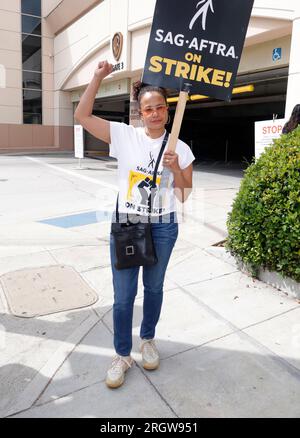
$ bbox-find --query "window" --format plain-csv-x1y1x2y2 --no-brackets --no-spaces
23,90,42,124
21,0,41,17
22,71,42,90
22,15,41,36
22,35,42,71
21,0,42,124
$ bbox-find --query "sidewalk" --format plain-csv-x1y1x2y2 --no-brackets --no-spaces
0,154,299,418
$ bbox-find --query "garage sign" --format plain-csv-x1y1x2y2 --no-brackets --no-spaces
255,119,286,159
142,0,254,101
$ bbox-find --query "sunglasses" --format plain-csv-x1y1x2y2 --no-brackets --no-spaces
140,105,168,116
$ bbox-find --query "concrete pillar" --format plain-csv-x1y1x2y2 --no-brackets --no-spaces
53,91,74,150
285,4,300,118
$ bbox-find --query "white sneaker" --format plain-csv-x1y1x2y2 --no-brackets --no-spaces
140,339,160,370
106,355,134,389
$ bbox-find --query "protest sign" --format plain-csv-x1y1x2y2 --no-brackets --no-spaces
143,0,254,101
142,0,254,192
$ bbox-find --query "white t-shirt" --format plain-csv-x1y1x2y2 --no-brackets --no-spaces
109,122,195,216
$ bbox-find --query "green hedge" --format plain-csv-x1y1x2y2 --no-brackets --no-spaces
226,126,300,282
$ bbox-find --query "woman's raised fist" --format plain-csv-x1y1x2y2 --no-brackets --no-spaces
94,60,113,79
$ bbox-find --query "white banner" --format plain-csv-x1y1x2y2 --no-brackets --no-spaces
255,119,286,159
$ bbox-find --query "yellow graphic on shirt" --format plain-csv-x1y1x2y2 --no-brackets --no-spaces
127,170,161,202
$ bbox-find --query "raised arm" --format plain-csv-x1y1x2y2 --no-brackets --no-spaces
74,61,113,144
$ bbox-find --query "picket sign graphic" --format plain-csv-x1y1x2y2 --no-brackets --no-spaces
142,0,254,190
189,0,214,31
143,0,254,101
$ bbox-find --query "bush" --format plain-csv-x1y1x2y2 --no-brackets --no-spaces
226,126,300,282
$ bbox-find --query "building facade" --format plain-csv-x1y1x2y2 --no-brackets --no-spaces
0,0,300,160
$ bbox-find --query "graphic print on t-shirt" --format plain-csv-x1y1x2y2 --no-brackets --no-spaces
148,152,156,169
127,170,163,214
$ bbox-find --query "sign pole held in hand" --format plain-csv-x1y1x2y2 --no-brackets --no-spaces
167,83,192,153
160,83,192,193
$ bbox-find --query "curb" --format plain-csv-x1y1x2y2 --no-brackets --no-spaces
205,246,300,300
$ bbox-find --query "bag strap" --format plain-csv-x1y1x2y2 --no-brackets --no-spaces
147,131,169,215
116,193,121,223
116,131,169,222
152,131,169,187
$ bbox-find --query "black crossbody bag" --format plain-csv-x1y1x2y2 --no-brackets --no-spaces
111,132,169,270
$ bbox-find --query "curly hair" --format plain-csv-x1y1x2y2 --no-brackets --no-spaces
283,104,300,134
132,81,168,107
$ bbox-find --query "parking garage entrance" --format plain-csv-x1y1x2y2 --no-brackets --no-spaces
83,96,129,159
170,67,288,165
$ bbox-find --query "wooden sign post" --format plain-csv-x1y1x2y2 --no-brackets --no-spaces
160,85,191,193
165,88,190,218
167,89,190,153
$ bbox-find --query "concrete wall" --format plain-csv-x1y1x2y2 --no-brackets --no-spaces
239,35,291,74
0,124,73,153
54,0,116,90
0,0,22,125
44,0,101,35
43,0,62,18
253,0,295,19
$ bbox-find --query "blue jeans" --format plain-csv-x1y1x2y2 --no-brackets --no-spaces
110,213,178,356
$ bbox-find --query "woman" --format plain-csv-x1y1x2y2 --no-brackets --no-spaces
74,61,195,389
282,104,300,134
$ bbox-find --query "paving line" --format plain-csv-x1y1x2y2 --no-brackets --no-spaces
25,156,118,191
171,281,300,382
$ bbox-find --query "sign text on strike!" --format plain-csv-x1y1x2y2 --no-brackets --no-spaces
149,52,232,89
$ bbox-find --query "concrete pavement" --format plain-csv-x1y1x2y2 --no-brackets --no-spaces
0,154,299,418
